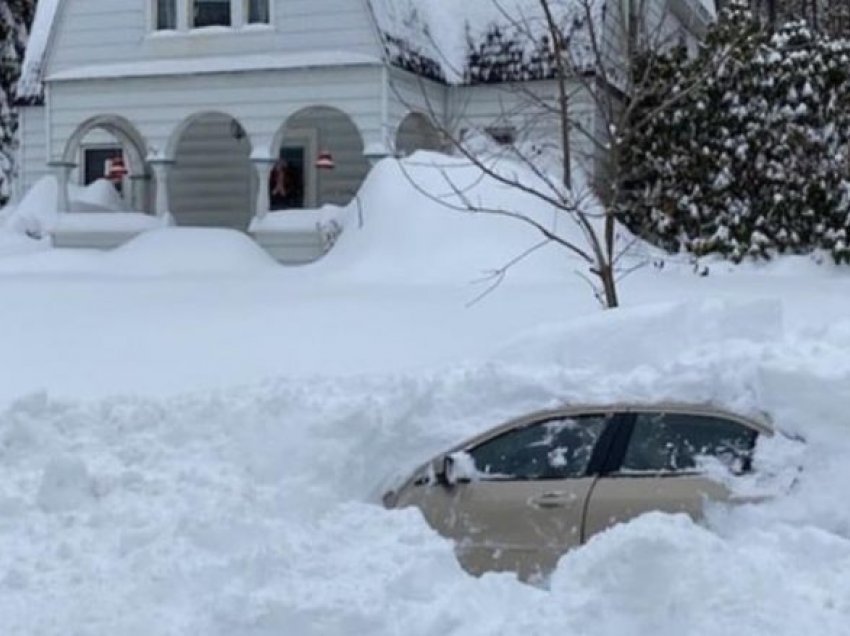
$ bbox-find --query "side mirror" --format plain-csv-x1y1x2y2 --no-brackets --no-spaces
436,451,477,487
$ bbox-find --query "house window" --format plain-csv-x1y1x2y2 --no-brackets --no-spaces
156,0,177,29
246,0,270,24
193,0,231,28
82,146,125,193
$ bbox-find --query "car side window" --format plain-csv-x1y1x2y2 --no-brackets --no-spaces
622,412,758,474
468,414,611,480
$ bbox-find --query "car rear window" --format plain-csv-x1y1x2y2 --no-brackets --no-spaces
622,412,758,474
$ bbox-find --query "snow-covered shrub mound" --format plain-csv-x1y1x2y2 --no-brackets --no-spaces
104,228,279,275
5,176,130,238
314,152,627,286
4,175,60,236
70,178,127,213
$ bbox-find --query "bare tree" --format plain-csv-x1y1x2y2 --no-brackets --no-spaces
391,0,731,308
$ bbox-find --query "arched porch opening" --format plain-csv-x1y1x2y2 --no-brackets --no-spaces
169,112,254,230
267,106,369,211
395,112,444,157
61,115,150,213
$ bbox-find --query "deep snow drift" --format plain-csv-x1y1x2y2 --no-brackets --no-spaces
1,155,850,635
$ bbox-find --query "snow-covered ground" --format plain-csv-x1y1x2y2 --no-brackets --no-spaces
1,156,849,635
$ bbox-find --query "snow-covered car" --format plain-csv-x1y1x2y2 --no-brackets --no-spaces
384,403,775,581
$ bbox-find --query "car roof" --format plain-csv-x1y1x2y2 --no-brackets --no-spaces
451,401,774,452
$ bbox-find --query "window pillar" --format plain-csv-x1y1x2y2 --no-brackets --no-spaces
231,0,244,28
177,0,189,30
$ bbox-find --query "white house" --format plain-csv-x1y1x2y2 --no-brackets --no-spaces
14,0,713,262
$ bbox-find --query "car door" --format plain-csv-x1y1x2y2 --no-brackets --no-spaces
399,412,618,580
583,410,761,540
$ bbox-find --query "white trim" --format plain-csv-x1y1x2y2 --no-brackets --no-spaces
46,52,381,83
44,82,52,161
15,108,26,201
176,0,189,31
230,0,244,28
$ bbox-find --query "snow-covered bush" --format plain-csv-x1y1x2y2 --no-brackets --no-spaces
620,3,850,263
0,0,36,206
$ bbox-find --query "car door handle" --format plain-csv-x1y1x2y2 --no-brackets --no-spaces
529,492,573,509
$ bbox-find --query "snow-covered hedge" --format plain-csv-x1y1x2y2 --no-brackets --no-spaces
620,5,850,263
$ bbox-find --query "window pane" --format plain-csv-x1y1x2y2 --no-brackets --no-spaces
83,147,123,186
156,0,177,29
622,413,757,473
248,0,270,24
193,0,231,27
469,414,609,480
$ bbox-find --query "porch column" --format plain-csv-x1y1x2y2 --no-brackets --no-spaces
252,157,276,221
148,159,174,218
128,173,151,213
48,161,76,213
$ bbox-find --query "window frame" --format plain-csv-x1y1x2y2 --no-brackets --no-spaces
190,0,233,29
461,410,625,482
79,144,125,186
603,410,764,477
148,0,273,33
152,0,178,31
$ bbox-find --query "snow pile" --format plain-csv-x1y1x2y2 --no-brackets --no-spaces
0,228,280,276
4,175,134,237
0,299,848,634
313,152,613,285
104,228,279,275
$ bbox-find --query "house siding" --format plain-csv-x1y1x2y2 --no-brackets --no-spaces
17,106,48,199
46,64,386,164
44,0,382,80
448,80,599,178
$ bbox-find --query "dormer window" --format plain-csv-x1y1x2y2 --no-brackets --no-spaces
193,0,231,28
155,0,177,30
247,0,270,24
151,0,270,32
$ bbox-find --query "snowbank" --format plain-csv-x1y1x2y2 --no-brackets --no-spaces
0,299,848,635
311,153,615,286
105,228,279,275
0,228,280,276
4,176,131,237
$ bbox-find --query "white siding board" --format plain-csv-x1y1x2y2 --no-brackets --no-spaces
18,106,49,196
170,113,254,230
47,66,385,162
44,0,383,81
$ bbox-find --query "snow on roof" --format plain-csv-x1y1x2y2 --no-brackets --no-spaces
16,0,61,103
45,51,382,84
368,0,603,84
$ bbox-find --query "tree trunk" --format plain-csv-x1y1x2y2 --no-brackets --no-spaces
598,264,620,308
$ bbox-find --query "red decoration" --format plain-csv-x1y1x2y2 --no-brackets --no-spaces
316,151,335,170
105,155,128,183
